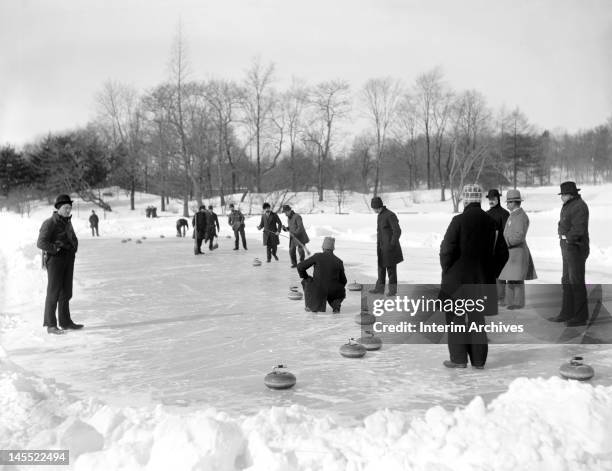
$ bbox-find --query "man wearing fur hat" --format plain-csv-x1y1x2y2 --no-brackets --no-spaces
297,237,347,313
369,196,403,296
36,194,83,334
281,204,310,268
550,181,590,326
498,189,537,309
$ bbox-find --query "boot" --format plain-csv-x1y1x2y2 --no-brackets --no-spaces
504,284,515,309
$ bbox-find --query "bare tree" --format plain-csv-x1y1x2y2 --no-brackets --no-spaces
282,77,309,191
361,77,403,196
394,93,419,190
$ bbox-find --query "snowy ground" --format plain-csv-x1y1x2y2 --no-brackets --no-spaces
1,185,612,470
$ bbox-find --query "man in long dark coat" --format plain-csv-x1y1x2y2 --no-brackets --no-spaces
486,189,509,304
192,206,208,255
282,205,310,268
369,197,403,296
89,210,99,237
550,181,590,326
228,203,247,250
297,237,347,313
257,202,283,262
439,184,506,369
205,205,220,250
37,194,83,334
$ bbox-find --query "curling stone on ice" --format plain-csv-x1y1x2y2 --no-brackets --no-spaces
253,258,262,267
340,338,367,358
121,239,128,243
135,239,142,244
142,236,147,240
160,235,165,238
559,356,594,381
347,281,362,291
354,305,376,325
264,365,297,390
358,330,382,351
288,287,303,300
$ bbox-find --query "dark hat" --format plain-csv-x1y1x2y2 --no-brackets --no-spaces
558,181,580,195
208,205,213,210
281,204,292,213
262,202,271,209
54,194,73,209
370,196,383,209
486,189,501,199
199,205,206,210
229,203,235,208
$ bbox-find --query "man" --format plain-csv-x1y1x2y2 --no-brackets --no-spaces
439,184,505,369
176,218,189,237
228,203,247,250
282,205,310,268
89,210,99,237
192,206,208,255
550,181,590,326
257,203,283,262
486,189,509,305
498,189,537,309
37,194,83,334
297,237,347,313
205,205,220,251
369,196,403,296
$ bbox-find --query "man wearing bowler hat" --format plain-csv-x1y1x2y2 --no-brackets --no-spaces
550,181,590,326
369,196,403,296
486,189,510,305
37,194,84,334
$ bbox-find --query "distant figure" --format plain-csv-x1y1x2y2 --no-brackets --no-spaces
228,203,247,250
369,196,403,296
281,204,310,268
176,218,189,237
550,181,590,326
498,189,537,310
36,194,84,334
89,210,99,236
205,205,220,250
297,237,347,313
257,202,282,262
192,206,208,255
486,189,509,305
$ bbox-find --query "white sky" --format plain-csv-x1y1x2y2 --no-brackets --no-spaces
1,0,611,146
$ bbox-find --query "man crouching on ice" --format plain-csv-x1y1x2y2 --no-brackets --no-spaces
297,237,347,313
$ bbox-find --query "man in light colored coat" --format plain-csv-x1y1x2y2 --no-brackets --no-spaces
498,189,537,309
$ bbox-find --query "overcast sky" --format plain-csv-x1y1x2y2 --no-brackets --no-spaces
1,0,611,146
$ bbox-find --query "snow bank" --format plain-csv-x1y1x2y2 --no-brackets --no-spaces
1,355,611,471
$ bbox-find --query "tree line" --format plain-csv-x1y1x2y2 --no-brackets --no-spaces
2,30,611,214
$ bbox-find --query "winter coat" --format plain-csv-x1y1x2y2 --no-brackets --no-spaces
487,204,510,276
487,204,509,232
376,207,404,267
37,212,79,256
558,195,590,258
176,218,188,229
284,211,310,249
89,213,99,227
228,210,245,230
439,203,502,315
297,251,347,311
205,211,220,239
498,207,537,281
257,212,283,246
192,211,208,238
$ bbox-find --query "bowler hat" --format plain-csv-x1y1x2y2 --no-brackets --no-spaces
370,196,383,209
199,205,206,210
281,204,292,213
262,202,271,210
506,189,523,202
558,181,580,195
54,194,73,209
486,189,501,199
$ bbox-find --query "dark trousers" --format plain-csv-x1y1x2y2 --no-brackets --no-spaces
560,242,589,321
43,253,75,327
195,237,204,254
302,277,345,312
446,310,488,366
177,225,186,237
266,243,278,261
91,225,99,236
233,227,247,249
496,279,506,301
376,264,398,294
289,245,305,265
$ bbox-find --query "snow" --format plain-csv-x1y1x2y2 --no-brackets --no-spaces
1,184,612,469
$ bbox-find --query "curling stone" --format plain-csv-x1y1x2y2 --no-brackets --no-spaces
289,285,299,292
253,258,262,267
340,338,367,358
121,239,128,243
142,236,147,240
225,235,232,239
354,310,376,325
288,291,303,300
559,356,594,381
264,365,296,390
358,331,382,351
348,281,362,291
213,242,219,249
135,239,142,244
160,235,165,238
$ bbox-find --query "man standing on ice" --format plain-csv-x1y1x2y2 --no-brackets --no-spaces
486,189,509,305
281,204,310,268
257,202,282,262
192,206,208,255
228,203,247,250
297,237,347,313
439,184,503,369
369,196,403,296
89,209,99,237
37,194,84,334
550,181,590,326
205,205,220,251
